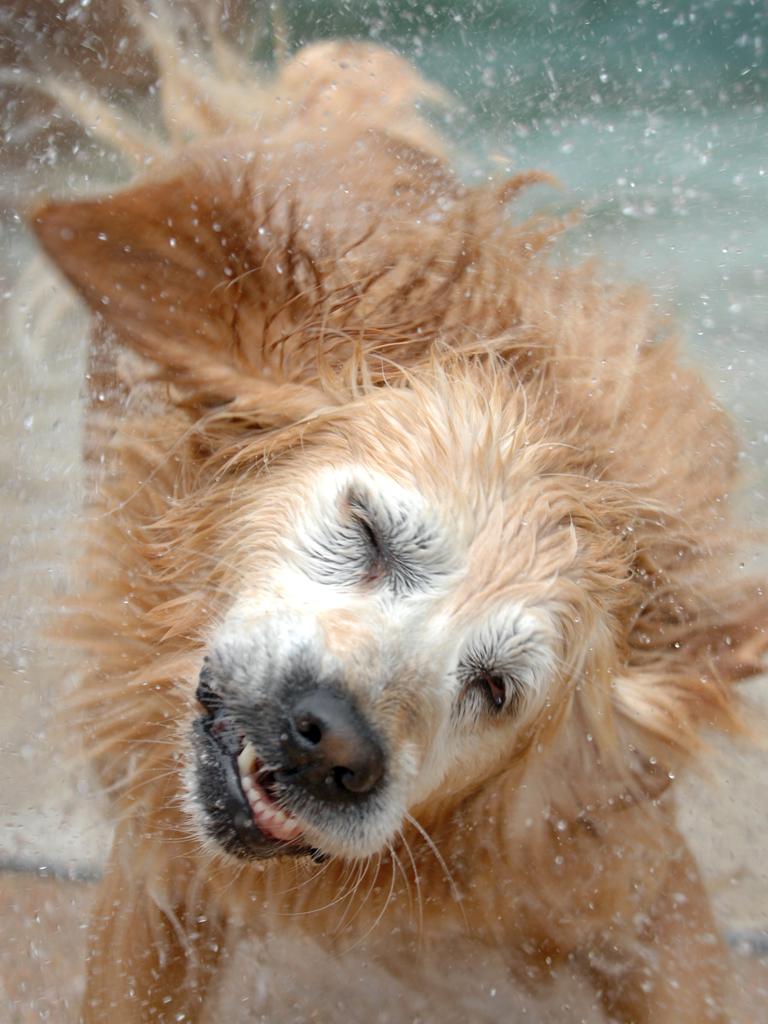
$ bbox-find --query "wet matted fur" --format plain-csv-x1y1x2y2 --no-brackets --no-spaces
29,23,768,1024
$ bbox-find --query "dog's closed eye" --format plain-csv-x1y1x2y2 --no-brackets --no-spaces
347,491,439,592
348,499,389,583
304,496,389,589
303,476,450,594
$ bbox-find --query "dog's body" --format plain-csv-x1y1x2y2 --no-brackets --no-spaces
30,34,767,1024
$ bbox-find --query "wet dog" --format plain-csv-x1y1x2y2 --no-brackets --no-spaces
31,31,767,1024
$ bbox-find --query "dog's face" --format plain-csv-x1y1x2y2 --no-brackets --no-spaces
188,374,625,862
28,131,642,869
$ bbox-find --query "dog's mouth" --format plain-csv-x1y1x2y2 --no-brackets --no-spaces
193,666,395,862
235,741,304,845
194,710,315,860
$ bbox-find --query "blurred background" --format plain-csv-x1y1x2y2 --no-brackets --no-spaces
0,1,766,1020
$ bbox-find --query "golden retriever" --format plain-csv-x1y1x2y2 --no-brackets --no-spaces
29,27,767,1024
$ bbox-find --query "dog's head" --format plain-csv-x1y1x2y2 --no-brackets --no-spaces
31,48,765,869
185,372,630,862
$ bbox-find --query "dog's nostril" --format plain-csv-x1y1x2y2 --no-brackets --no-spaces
296,715,323,746
282,689,385,801
333,763,380,795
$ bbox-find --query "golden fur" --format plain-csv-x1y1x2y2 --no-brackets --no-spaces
29,25,767,1024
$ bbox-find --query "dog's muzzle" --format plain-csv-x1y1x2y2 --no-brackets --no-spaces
192,664,387,860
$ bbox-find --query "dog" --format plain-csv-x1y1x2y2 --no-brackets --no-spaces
28,26,767,1024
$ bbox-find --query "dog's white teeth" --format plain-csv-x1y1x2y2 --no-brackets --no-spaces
242,778,303,842
235,741,304,842
260,808,303,843
237,742,258,778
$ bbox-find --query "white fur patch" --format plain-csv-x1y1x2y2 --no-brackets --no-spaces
205,465,559,858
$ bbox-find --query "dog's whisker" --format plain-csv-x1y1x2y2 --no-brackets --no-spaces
271,852,336,898
329,858,369,925
388,843,414,921
340,845,400,955
396,827,425,938
332,854,383,937
283,858,364,919
403,812,463,911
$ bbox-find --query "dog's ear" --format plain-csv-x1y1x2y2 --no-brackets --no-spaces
612,580,768,779
30,129,459,416
30,148,331,421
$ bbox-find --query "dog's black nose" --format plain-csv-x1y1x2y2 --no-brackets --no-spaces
279,689,385,801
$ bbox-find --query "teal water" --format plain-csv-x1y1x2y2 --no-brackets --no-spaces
274,0,767,492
